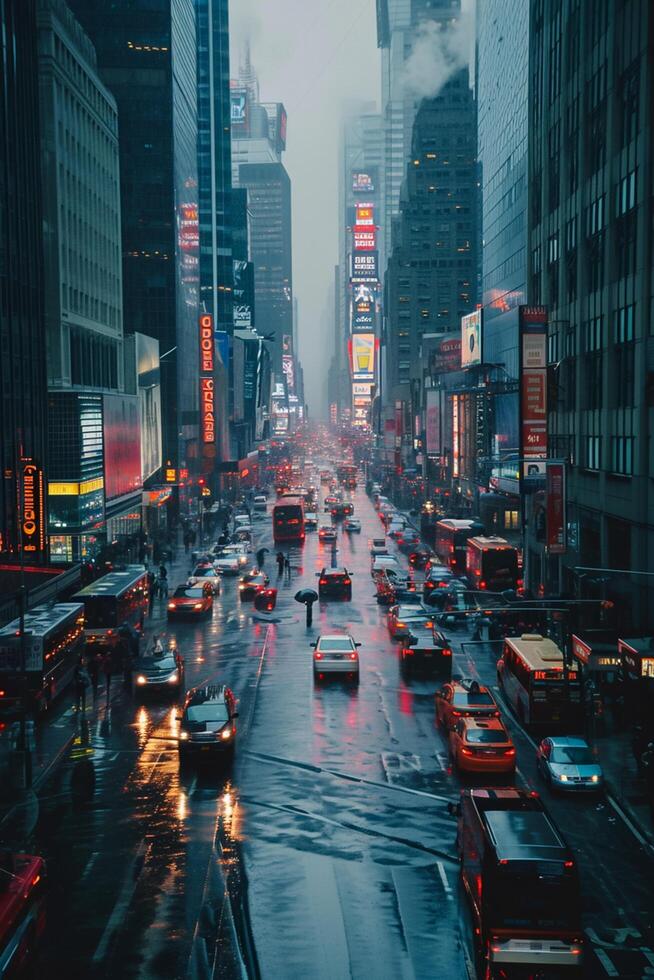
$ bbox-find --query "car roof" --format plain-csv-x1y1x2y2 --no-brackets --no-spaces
460,716,506,731
186,684,229,706
318,633,354,642
324,566,348,574
546,736,589,748
450,678,491,694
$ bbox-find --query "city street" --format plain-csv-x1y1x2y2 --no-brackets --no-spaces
9,486,652,979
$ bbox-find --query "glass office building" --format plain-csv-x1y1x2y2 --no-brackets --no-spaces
0,0,49,559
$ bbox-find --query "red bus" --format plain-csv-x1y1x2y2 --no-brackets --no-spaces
0,851,46,976
73,565,148,649
434,519,485,573
272,496,305,542
466,535,519,592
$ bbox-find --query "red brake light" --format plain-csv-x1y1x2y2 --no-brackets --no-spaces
451,709,461,717
319,578,327,585
349,652,357,660
504,747,516,756
314,652,322,659
479,580,487,589
442,648,452,657
461,747,474,757
564,860,574,868
343,578,351,585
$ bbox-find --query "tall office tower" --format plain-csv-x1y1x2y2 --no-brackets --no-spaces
384,69,478,403
231,63,292,371
67,0,199,475
0,0,49,560
37,0,131,562
376,0,461,267
528,1,654,624
196,0,233,335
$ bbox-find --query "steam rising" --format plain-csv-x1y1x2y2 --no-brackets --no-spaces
402,4,475,100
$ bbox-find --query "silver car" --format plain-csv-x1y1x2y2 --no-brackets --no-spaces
312,634,360,682
536,736,603,793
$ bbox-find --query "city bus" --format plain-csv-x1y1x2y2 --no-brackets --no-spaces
466,535,520,592
434,518,485,574
73,565,148,649
272,496,305,543
497,633,582,729
336,463,357,489
456,788,583,977
0,603,85,714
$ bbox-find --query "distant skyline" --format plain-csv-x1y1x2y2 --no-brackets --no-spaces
230,0,380,418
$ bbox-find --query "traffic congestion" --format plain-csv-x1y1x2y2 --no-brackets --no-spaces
0,424,653,979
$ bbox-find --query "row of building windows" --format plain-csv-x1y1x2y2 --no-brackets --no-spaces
583,435,634,476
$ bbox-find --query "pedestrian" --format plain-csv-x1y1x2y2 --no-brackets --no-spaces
148,577,156,612
276,551,284,576
102,651,113,703
305,598,316,628
159,562,168,582
88,650,100,698
149,634,164,657
284,555,291,583
256,547,267,568
74,657,91,713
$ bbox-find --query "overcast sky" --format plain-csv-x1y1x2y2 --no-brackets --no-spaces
230,0,381,418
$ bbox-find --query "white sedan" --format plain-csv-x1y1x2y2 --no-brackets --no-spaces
311,634,360,682
212,553,242,575
187,565,222,594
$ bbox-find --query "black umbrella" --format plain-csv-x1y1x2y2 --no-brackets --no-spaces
294,589,318,604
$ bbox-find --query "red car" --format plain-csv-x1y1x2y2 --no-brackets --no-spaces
435,678,500,731
167,583,214,619
238,569,270,600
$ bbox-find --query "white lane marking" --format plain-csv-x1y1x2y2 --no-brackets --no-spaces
433,750,447,772
642,948,654,967
92,839,147,964
436,861,453,901
606,794,654,856
594,948,619,976
80,851,99,883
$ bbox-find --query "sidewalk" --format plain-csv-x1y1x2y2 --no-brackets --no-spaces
0,532,195,844
594,728,654,849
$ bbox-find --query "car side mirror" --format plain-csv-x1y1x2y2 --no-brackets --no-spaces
355,642,361,647
232,711,239,718
310,642,316,648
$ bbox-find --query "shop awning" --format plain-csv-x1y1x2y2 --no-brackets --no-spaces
571,631,621,672
618,637,654,680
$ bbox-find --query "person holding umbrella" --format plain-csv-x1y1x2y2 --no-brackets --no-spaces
295,589,318,628
256,547,269,568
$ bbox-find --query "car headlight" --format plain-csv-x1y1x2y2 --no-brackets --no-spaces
558,773,568,782
136,675,147,685
194,602,203,610
179,731,189,740
220,727,233,740
167,671,179,684
168,602,175,610
590,774,599,783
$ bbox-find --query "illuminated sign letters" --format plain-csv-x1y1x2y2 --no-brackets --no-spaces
21,460,45,555
199,314,216,445
199,314,214,374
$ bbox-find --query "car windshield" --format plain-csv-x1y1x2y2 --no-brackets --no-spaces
194,568,214,577
144,656,176,671
175,587,204,598
319,638,354,652
466,729,509,744
185,704,229,723
453,691,494,706
551,746,593,765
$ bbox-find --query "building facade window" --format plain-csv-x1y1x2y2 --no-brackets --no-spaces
585,435,600,470
611,436,633,475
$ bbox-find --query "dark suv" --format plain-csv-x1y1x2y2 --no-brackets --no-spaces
177,685,238,762
318,567,352,599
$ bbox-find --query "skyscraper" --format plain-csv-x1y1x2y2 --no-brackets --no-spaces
528,0,654,626
196,0,233,335
0,0,49,559
67,0,199,478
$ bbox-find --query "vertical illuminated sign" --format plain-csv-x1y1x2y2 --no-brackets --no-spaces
199,314,215,444
519,305,548,479
21,459,46,555
452,396,460,478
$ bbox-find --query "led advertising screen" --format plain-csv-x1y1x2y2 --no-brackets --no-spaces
350,251,378,283
351,169,377,194
103,394,141,501
233,260,254,328
353,226,376,251
355,203,375,226
519,305,548,480
231,88,247,126
135,333,162,483
350,333,376,381
461,309,483,367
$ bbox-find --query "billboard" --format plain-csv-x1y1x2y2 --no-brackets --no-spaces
233,260,254,328
425,389,441,456
430,337,461,375
353,226,376,251
355,203,375,226
199,314,216,447
135,333,162,483
103,394,141,500
230,88,247,126
519,305,548,479
350,333,376,381
282,354,295,393
546,462,566,554
352,382,373,397
461,309,483,367
352,169,377,194
350,251,378,283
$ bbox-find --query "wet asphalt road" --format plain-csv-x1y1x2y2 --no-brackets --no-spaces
26,486,654,979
